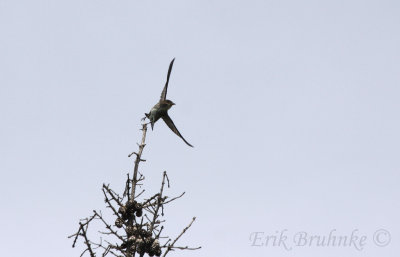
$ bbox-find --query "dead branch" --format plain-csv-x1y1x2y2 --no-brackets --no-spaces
131,123,147,199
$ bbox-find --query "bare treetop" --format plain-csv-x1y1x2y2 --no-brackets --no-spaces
69,123,200,257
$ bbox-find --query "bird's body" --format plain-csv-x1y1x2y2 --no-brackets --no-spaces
144,59,193,147
146,100,174,129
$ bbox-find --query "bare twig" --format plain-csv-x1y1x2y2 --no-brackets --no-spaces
102,188,122,219
69,214,97,248
162,217,199,257
163,192,185,204
123,173,131,201
130,123,147,199
103,184,123,207
149,171,168,233
80,222,95,257
93,210,124,241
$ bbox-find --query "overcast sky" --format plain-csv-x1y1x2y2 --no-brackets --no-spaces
0,0,399,256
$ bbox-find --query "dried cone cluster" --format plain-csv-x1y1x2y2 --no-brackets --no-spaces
124,226,161,256
118,200,143,221
117,200,162,256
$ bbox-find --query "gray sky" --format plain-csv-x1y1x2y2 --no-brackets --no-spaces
0,0,399,256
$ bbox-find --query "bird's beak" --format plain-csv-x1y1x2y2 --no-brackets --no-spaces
172,102,176,105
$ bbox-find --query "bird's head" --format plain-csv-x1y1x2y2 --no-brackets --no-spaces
165,99,175,107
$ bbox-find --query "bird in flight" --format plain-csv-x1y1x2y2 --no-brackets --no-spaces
143,58,193,147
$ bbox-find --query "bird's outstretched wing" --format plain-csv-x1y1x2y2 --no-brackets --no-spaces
160,58,175,101
162,114,193,147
